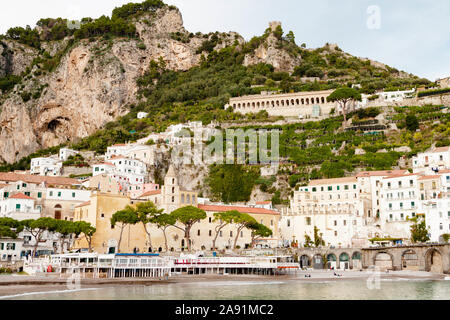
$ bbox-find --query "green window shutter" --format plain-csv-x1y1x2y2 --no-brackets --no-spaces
38,192,42,198
16,204,21,210
72,192,76,198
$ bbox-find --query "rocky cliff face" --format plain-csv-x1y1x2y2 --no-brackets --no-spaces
0,40,38,77
243,31,301,73
0,6,244,164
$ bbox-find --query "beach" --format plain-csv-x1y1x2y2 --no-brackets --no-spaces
0,270,447,298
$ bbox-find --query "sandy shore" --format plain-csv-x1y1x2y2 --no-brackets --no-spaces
0,270,447,298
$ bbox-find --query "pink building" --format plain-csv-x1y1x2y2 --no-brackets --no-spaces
129,183,160,199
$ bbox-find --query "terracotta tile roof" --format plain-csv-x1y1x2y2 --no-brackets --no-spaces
138,190,161,198
112,144,127,147
93,162,115,166
198,204,280,216
383,173,417,180
75,201,91,208
309,177,357,186
256,201,271,204
0,172,79,186
439,169,450,174
418,175,441,180
432,146,450,153
356,170,408,177
10,192,34,200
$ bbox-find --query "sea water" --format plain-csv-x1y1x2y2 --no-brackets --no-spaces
2,279,449,300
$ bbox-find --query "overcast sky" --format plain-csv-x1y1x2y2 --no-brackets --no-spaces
1,0,449,81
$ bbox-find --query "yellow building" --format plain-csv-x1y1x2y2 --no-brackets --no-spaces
73,166,281,253
73,193,148,254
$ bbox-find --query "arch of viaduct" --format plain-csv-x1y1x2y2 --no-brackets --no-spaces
294,247,364,270
292,244,450,274
362,244,450,274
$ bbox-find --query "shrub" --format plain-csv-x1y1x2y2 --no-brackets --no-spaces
418,88,450,98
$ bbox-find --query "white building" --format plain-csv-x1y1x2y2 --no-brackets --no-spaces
105,143,156,165
92,162,116,176
412,146,450,174
379,173,420,240
109,157,147,184
357,170,409,221
30,157,62,176
137,112,149,119
0,193,41,220
282,177,370,248
0,238,24,262
105,144,132,160
59,148,79,162
378,89,416,103
420,172,450,242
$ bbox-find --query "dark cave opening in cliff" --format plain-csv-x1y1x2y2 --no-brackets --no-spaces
47,117,69,133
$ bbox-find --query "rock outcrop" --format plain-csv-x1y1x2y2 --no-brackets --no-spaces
0,6,243,164
243,22,301,73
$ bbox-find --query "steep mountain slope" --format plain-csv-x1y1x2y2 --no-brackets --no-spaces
0,3,242,163
0,0,431,165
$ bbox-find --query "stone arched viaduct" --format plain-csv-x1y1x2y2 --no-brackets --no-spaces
362,244,450,274
291,244,450,274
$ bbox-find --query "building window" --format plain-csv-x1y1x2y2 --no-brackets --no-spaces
37,192,42,198
101,213,105,218
49,191,53,196
305,217,311,225
58,192,62,197
209,217,212,223
219,231,223,237
312,187,317,192
337,186,340,191
72,192,76,198
334,231,337,236
3,192,9,198
270,220,273,226
353,185,357,189
15,204,20,211
287,219,290,227
328,186,332,191
197,230,200,236
230,231,233,237
209,230,212,237
22,183,27,188
334,220,337,226
344,185,349,190
343,220,346,226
